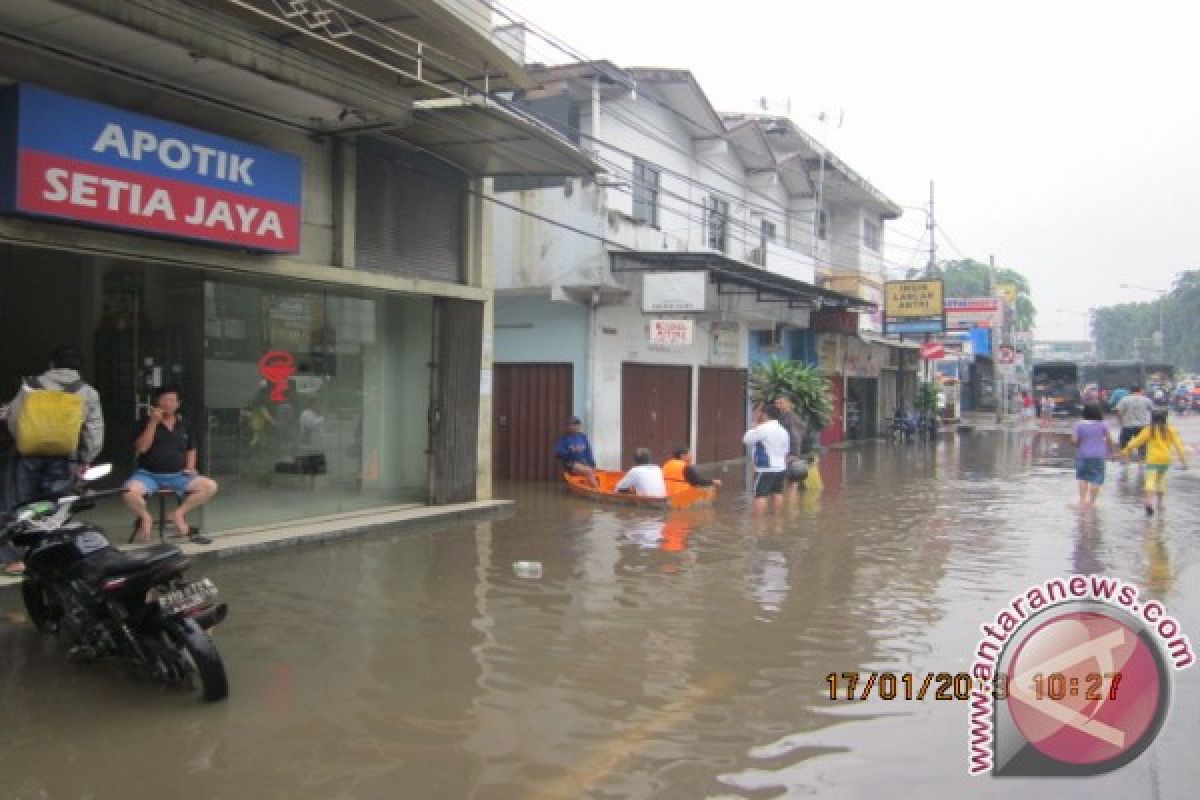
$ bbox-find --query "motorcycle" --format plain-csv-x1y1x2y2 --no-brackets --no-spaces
890,407,918,443
0,465,229,702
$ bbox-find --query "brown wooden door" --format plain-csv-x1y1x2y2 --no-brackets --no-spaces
430,298,483,504
697,367,747,463
621,363,691,469
493,363,573,481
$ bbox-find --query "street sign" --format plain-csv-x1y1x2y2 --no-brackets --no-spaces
920,342,946,360
998,345,1016,365
994,283,1019,306
884,279,945,336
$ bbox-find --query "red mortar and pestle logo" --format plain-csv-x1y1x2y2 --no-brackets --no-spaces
258,351,296,402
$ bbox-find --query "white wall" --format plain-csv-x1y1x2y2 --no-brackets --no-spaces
589,293,748,469
491,180,608,290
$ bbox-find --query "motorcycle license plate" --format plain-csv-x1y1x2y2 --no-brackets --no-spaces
158,579,219,616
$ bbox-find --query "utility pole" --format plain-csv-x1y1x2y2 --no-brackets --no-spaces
922,180,937,416
926,180,937,278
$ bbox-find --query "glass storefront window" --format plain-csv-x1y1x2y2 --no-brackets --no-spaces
202,280,432,531
1,246,433,533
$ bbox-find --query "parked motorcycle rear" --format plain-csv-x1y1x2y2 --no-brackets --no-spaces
2,464,229,702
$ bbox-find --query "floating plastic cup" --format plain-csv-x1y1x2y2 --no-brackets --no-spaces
513,561,543,579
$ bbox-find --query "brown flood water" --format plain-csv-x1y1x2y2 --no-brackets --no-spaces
2,427,1200,799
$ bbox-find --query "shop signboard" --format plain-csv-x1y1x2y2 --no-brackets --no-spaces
994,282,1019,307
648,318,693,347
920,342,946,360
643,271,707,312
860,285,885,333
810,308,859,335
0,84,302,253
945,296,1002,330
884,279,944,335
817,333,842,373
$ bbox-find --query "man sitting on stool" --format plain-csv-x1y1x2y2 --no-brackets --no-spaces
123,386,217,544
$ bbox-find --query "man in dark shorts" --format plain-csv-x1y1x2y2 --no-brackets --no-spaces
1115,385,1154,462
743,405,790,513
122,386,217,544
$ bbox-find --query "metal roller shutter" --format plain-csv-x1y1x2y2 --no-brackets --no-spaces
355,137,465,283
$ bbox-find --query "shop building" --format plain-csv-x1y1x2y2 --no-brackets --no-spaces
0,1,592,530
490,62,872,477
722,114,914,445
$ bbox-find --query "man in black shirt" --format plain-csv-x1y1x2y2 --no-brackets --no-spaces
122,386,217,544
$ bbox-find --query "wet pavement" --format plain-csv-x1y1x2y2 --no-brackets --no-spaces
3,420,1200,799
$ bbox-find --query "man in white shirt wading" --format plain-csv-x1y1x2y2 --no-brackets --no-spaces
743,404,790,513
615,447,668,498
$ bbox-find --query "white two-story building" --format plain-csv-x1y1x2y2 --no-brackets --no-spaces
490,60,906,478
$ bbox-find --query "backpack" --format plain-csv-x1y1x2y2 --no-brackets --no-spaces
13,377,86,457
753,441,771,469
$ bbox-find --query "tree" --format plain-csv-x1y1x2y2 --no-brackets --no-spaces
748,357,833,431
1091,303,1157,361
924,258,1037,331
1093,270,1200,371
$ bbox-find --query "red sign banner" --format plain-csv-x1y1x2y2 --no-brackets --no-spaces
920,342,946,360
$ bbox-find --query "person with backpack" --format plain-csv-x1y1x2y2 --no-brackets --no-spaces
2,347,105,576
743,404,790,513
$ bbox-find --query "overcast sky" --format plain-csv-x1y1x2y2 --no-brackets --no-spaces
496,0,1200,339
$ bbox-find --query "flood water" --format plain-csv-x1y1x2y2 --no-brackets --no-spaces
3,425,1200,799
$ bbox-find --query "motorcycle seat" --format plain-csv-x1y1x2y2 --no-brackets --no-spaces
91,545,186,579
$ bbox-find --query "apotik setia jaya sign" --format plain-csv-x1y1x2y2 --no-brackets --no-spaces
0,85,302,253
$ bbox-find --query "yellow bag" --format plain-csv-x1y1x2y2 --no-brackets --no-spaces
13,378,85,457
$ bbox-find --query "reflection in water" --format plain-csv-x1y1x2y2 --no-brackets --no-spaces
1072,512,1107,575
2,431,1199,798
1143,518,1175,598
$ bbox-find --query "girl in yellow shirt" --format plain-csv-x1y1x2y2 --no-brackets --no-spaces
1120,410,1189,515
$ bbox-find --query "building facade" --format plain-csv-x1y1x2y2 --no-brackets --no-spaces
0,0,592,530
490,60,906,476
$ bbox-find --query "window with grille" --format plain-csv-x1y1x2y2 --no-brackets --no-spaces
632,159,660,227
706,195,729,252
761,219,777,245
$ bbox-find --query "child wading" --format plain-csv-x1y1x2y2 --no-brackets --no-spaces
1072,404,1114,507
1120,410,1189,516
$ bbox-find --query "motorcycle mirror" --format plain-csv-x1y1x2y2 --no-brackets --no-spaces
82,464,112,482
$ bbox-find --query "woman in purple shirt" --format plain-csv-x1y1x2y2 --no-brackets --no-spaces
1072,404,1115,507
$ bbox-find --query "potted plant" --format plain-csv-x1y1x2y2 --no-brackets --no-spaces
748,357,833,451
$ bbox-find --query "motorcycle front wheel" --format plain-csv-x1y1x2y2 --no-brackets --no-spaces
164,619,229,703
22,578,61,634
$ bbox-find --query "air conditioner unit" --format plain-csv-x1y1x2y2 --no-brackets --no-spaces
750,247,766,266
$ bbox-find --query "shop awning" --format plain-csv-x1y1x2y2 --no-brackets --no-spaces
400,97,599,177
609,250,870,311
